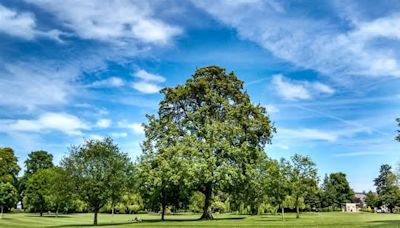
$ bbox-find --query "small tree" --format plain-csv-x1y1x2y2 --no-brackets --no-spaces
322,172,354,209
24,169,52,216
265,158,291,220
24,150,54,176
0,147,20,185
0,182,18,218
62,137,131,225
289,154,318,219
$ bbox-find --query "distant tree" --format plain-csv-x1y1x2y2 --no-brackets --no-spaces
396,118,400,142
24,150,54,176
322,172,354,209
142,66,275,220
374,164,400,213
117,193,143,214
265,158,291,220
289,154,318,219
0,182,18,218
47,167,75,216
62,137,131,225
24,169,52,216
189,192,205,213
365,191,378,209
0,147,20,185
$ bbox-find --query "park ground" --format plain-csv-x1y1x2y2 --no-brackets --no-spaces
1,212,400,227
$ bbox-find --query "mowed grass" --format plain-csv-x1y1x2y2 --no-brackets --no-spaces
1,212,400,227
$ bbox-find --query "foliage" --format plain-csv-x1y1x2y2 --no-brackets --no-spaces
189,192,205,213
0,147,20,185
288,154,318,218
24,169,52,216
374,164,400,212
265,159,291,213
321,172,354,209
0,182,18,216
365,191,379,208
24,151,54,176
117,193,144,214
62,137,131,225
141,66,275,219
396,118,400,142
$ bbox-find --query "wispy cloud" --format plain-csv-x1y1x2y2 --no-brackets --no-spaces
89,77,125,88
118,121,144,134
25,0,182,44
0,4,63,41
272,74,334,101
0,112,88,135
96,118,111,128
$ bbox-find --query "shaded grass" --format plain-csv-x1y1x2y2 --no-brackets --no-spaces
1,212,400,227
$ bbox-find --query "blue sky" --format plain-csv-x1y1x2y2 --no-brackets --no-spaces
0,0,399,192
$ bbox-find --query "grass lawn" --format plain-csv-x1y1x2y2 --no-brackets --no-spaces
1,212,400,227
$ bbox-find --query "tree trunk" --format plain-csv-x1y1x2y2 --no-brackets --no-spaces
281,206,285,221
93,209,99,226
200,184,213,220
40,207,43,217
161,203,166,221
1,205,3,219
56,206,59,218
296,202,300,219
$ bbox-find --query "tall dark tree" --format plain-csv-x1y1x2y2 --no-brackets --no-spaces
62,137,131,225
289,154,318,219
24,150,54,176
374,164,399,213
0,147,20,185
322,172,354,209
142,66,275,219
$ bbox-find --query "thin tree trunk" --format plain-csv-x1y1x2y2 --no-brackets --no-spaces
296,202,300,219
40,207,43,217
161,203,166,221
1,205,3,219
56,206,59,218
200,184,213,220
281,206,285,221
94,209,98,226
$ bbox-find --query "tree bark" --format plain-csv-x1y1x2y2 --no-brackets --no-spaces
281,206,285,221
296,201,300,219
93,208,99,226
200,184,213,220
161,203,166,221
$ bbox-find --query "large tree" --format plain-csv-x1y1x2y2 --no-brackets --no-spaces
62,137,131,225
0,147,20,185
321,172,354,209
142,66,275,219
374,164,400,212
289,154,318,219
0,182,18,218
24,150,54,176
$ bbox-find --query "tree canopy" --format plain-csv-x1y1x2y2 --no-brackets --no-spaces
62,137,131,225
142,66,275,219
0,147,20,185
24,150,54,176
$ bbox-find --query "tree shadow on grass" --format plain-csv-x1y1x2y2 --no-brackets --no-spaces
366,220,400,227
50,217,246,227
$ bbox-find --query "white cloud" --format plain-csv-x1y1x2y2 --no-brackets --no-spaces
0,112,88,135
132,81,162,94
134,69,166,83
263,104,279,113
96,118,111,128
193,1,400,77
90,77,124,88
25,0,182,44
272,75,311,100
279,128,338,142
272,75,334,101
132,69,165,94
0,4,63,41
118,121,144,134
111,132,128,138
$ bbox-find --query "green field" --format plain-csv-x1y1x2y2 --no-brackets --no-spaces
1,212,400,227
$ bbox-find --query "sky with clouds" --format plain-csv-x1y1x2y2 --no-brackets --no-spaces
0,0,399,192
